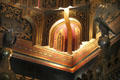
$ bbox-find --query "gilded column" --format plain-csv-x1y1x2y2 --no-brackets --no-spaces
64,8,72,54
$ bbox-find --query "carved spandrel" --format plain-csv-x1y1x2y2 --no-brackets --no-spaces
44,10,63,32
71,8,89,41
42,10,63,45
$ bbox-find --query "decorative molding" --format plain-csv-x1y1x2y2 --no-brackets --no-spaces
12,38,73,67
12,32,120,73
16,74,40,80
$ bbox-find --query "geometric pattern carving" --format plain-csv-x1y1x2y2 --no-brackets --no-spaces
0,3,32,41
0,3,22,20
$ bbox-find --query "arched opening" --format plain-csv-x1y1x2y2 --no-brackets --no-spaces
49,18,82,52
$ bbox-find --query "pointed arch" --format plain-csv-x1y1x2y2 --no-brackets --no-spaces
49,18,82,52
